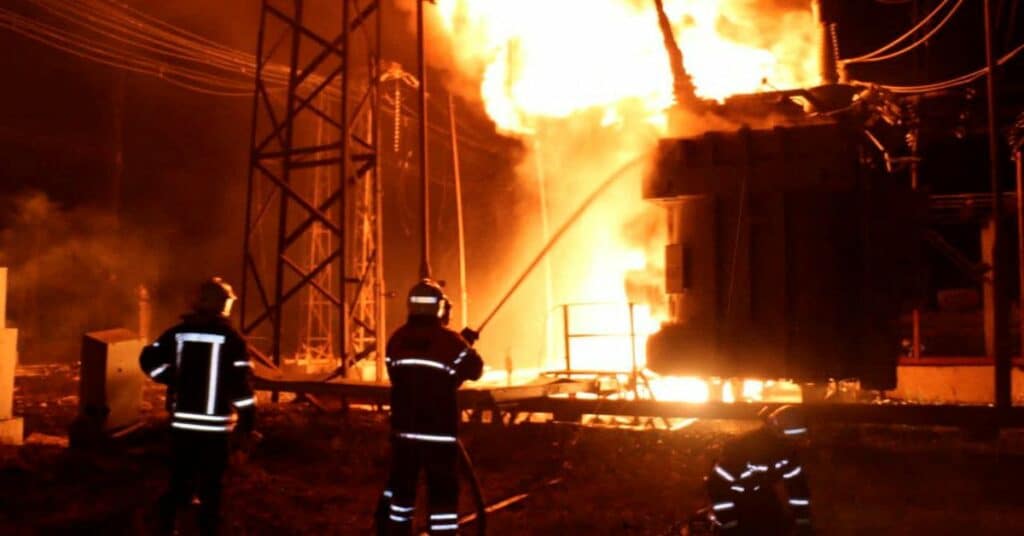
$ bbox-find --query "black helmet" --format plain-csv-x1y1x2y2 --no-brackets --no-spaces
193,277,237,318
407,279,451,325
763,405,808,438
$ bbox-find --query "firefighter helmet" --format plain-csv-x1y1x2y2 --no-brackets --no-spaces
407,279,451,325
764,405,808,438
193,277,238,318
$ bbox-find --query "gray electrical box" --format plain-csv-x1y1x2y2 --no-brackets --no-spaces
79,329,145,431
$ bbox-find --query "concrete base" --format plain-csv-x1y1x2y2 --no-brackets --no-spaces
0,417,23,445
888,366,1024,404
0,327,17,420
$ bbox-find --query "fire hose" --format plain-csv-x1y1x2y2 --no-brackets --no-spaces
402,120,643,530
431,154,646,534
376,443,485,536
458,439,487,535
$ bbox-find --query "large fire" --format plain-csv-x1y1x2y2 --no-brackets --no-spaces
436,1,820,403
435,0,822,134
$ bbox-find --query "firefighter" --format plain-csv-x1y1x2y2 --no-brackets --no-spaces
376,279,484,535
699,405,813,535
140,277,256,536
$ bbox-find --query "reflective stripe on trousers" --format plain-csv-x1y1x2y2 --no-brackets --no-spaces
397,432,457,443
430,512,458,532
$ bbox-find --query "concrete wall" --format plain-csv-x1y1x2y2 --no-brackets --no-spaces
888,366,1024,405
0,267,22,444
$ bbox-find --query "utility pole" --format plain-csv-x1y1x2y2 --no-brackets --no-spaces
983,0,1010,413
417,0,431,279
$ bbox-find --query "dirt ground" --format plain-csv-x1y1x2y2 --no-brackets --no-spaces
4,365,1024,535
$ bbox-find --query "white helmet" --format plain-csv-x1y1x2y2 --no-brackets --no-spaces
407,279,451,325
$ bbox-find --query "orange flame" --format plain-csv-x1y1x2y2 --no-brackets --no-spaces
437,1,819,402
436,0,821,133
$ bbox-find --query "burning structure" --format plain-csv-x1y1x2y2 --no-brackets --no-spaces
644,90,923,391
1,0,1023,412
431,1,830,395
432,0,933,400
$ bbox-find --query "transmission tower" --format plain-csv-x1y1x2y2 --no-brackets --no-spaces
240,0,383,380
297,95,336,372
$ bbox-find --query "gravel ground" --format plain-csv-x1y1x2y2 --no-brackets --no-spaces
4,365,1024,535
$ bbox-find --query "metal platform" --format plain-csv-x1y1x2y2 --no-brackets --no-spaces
253,366,1024,428
251,371,596,407
506,398,1024,428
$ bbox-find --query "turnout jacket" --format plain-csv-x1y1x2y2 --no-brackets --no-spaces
386,318,484,442
706,426,811,534
140,313,255,434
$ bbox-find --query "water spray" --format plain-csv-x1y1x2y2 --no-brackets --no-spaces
472,155,648,335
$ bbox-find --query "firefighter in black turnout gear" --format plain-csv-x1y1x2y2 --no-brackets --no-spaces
377,279,484,535
140,277,256,535
693,405,812,535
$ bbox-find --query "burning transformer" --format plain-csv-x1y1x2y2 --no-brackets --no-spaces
642,85,925,392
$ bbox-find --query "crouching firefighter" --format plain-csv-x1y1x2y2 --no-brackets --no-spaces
698,405,812,535
140,277,256,535
376,279,484,535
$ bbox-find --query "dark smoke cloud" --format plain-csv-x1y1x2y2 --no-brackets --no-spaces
0,190,164,363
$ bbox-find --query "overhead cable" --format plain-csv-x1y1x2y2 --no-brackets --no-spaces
852,40,1024,94
840,0,956,64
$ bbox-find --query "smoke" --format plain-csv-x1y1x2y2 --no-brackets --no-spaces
0,191,164,363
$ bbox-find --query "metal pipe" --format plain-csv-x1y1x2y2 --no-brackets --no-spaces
984,0,1010,411
628,303,639,399
374,6,386,382
1017,147,1023,378
449,92,469,327
562,304,571,376
417,0,431,279
911,125,922,359
340,0,351,378
240,3,269,339
272,0,305,400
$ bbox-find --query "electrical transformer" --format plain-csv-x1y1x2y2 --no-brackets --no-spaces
643,99,924,390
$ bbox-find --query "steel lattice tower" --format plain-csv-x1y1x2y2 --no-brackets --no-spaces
240,0,383,379
297,94,336,372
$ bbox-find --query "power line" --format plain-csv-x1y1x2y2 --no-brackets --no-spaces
841,0,965,65
852,40,1024,94
0,0,509,158
840,0,956,64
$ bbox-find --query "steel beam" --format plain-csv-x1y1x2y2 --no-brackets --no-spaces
509,398,1024,428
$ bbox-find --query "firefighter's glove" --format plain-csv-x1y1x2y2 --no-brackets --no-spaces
460,327,480,345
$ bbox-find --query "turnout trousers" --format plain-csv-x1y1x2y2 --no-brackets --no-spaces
707,480,791,535
379,436,460,535
159,429,231,536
